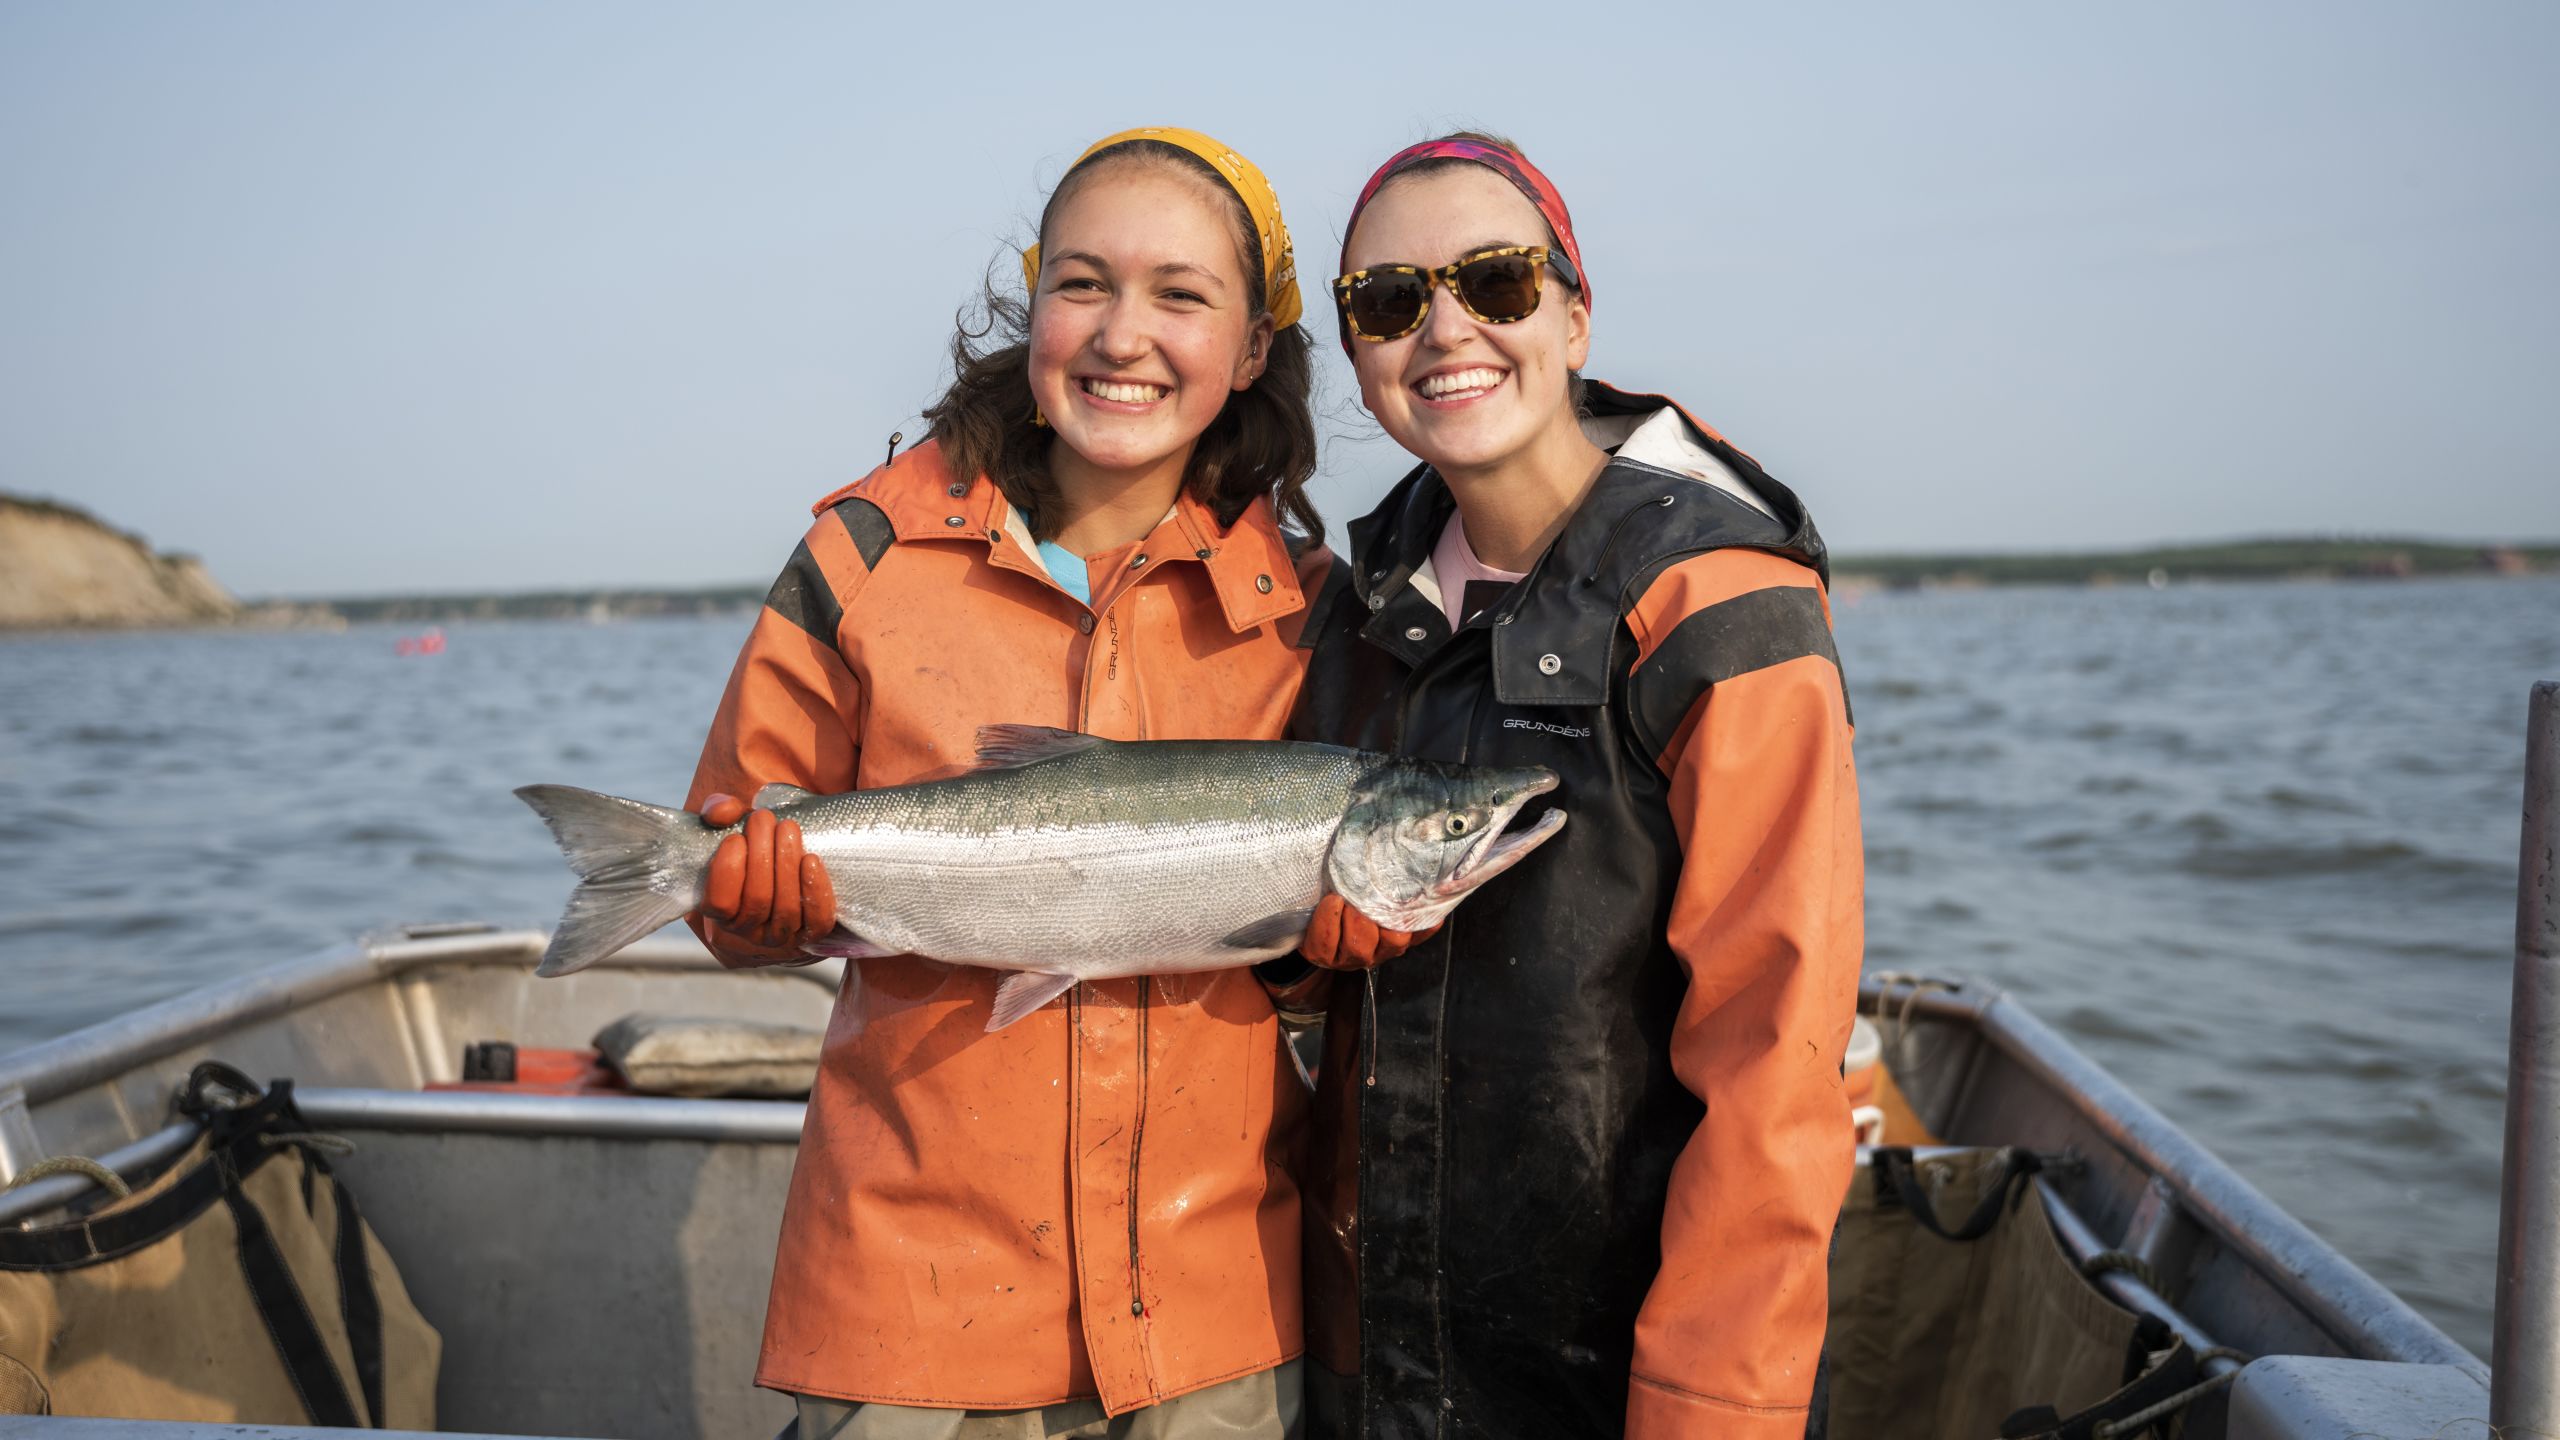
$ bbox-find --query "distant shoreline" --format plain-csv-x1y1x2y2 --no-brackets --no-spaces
1832,537,2555,592
4,530,2553,633
253,537,2556,625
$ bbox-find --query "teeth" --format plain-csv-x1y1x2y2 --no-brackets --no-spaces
1418,368,1506,399
1082,379,1168,404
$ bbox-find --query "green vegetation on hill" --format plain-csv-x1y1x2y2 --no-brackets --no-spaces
1833,537,2556,589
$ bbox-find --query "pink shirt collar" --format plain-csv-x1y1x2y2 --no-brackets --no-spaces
1430,511,1528,631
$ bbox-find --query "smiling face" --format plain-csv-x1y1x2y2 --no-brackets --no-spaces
1027,162,1273,488
1341,166,1590,480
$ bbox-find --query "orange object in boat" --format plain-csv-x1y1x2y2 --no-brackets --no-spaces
424,1042,626,1095
1844,1016,1886,1144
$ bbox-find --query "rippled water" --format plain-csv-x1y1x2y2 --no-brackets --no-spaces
4,576,2553,1356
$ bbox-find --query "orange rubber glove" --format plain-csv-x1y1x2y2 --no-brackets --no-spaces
698,793,839,953
1300,894,1439,972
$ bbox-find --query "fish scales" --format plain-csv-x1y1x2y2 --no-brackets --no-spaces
517,726,1567,1028
790,742,1370,973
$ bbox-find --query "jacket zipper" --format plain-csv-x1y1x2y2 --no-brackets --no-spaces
1434,670,1497,1433
1383,639,1494,1432
1125,976,1151,1317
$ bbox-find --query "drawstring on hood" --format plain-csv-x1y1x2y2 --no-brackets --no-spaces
1583,494,1676,588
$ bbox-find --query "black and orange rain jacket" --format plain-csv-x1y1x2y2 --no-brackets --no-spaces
1286,382,1864,1439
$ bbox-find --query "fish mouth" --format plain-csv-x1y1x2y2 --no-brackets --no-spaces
1439,772,1565,895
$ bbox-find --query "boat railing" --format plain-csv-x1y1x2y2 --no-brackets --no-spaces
2494,678,2560,1434
0,926,837,1120
0,923,835,1249
1862,973,2483,1379
0,1119,198,1229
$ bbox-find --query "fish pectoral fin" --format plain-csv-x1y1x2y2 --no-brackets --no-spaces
972,724,1107,770
752,782,816,809
1218,908,1317,952
987,971,1080,1032
800,928,896,962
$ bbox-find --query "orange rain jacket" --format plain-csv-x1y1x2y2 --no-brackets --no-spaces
684,439,1334,1414
1287,383,1862,1439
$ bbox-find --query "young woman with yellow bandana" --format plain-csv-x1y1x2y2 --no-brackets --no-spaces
681,127,1331,1439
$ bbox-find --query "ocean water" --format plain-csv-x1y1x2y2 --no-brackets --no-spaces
3,575,2554,1356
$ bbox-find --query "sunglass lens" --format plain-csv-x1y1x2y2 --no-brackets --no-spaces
1348,272,1428,340
1455,254,1540,323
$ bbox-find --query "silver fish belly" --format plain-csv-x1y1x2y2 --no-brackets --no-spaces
788,737,1369,976
517,724,1565,1030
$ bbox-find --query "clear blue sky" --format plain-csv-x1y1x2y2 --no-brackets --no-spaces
3,2,2553,597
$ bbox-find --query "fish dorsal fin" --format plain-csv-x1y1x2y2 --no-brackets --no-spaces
973,724,1107,770
753,782,816,809
987,971,1079,1031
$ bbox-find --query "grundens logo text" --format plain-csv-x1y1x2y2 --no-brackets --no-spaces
1503,718,1593,739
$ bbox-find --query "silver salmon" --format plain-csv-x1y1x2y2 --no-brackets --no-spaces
517,724,1565,1029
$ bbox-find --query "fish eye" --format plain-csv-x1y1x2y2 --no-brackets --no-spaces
1447,816,1470,836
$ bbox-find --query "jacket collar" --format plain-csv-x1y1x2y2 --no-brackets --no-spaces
1346,380,1829,706
814,438,1306,635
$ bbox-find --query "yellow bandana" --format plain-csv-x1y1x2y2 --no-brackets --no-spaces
1019,126,1303,330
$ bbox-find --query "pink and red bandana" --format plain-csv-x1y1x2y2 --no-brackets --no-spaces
1339,138,1590,331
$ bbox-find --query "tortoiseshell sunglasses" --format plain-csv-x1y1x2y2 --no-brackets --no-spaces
1330,245,1582,343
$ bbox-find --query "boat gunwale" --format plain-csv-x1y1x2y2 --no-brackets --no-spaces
0,942,2483,1381
0,928,823,1110
0,1120,200,1228
293,1086,807,1142
1864,974,2483,1376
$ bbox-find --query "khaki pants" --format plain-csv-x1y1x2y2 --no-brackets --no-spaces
790,1360,1299,1440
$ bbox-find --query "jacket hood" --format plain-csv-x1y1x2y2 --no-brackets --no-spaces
1343,380,1829,707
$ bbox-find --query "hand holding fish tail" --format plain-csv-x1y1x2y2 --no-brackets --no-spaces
1301,893,1439,972
697,793,838,954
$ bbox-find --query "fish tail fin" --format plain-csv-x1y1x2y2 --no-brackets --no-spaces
514,784,706,977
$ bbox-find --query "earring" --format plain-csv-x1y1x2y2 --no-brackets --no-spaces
1032,404,1049,429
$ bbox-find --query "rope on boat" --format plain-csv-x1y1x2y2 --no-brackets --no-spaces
1870,972,1967,1090
2090,1347,2253,1439
2081,1248,2165,1293
0,1154,130,1199
1869,971,1959,1043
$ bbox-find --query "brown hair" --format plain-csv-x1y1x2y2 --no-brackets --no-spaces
923,141,1321,544
1351,130,1588,413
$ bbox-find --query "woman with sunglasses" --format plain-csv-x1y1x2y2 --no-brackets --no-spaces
1283,134,1863,1438
684,127,1329,1437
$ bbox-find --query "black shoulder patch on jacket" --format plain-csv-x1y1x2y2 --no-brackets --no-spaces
1627,586,1848,760
762,541,844,647
828,496,895,570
